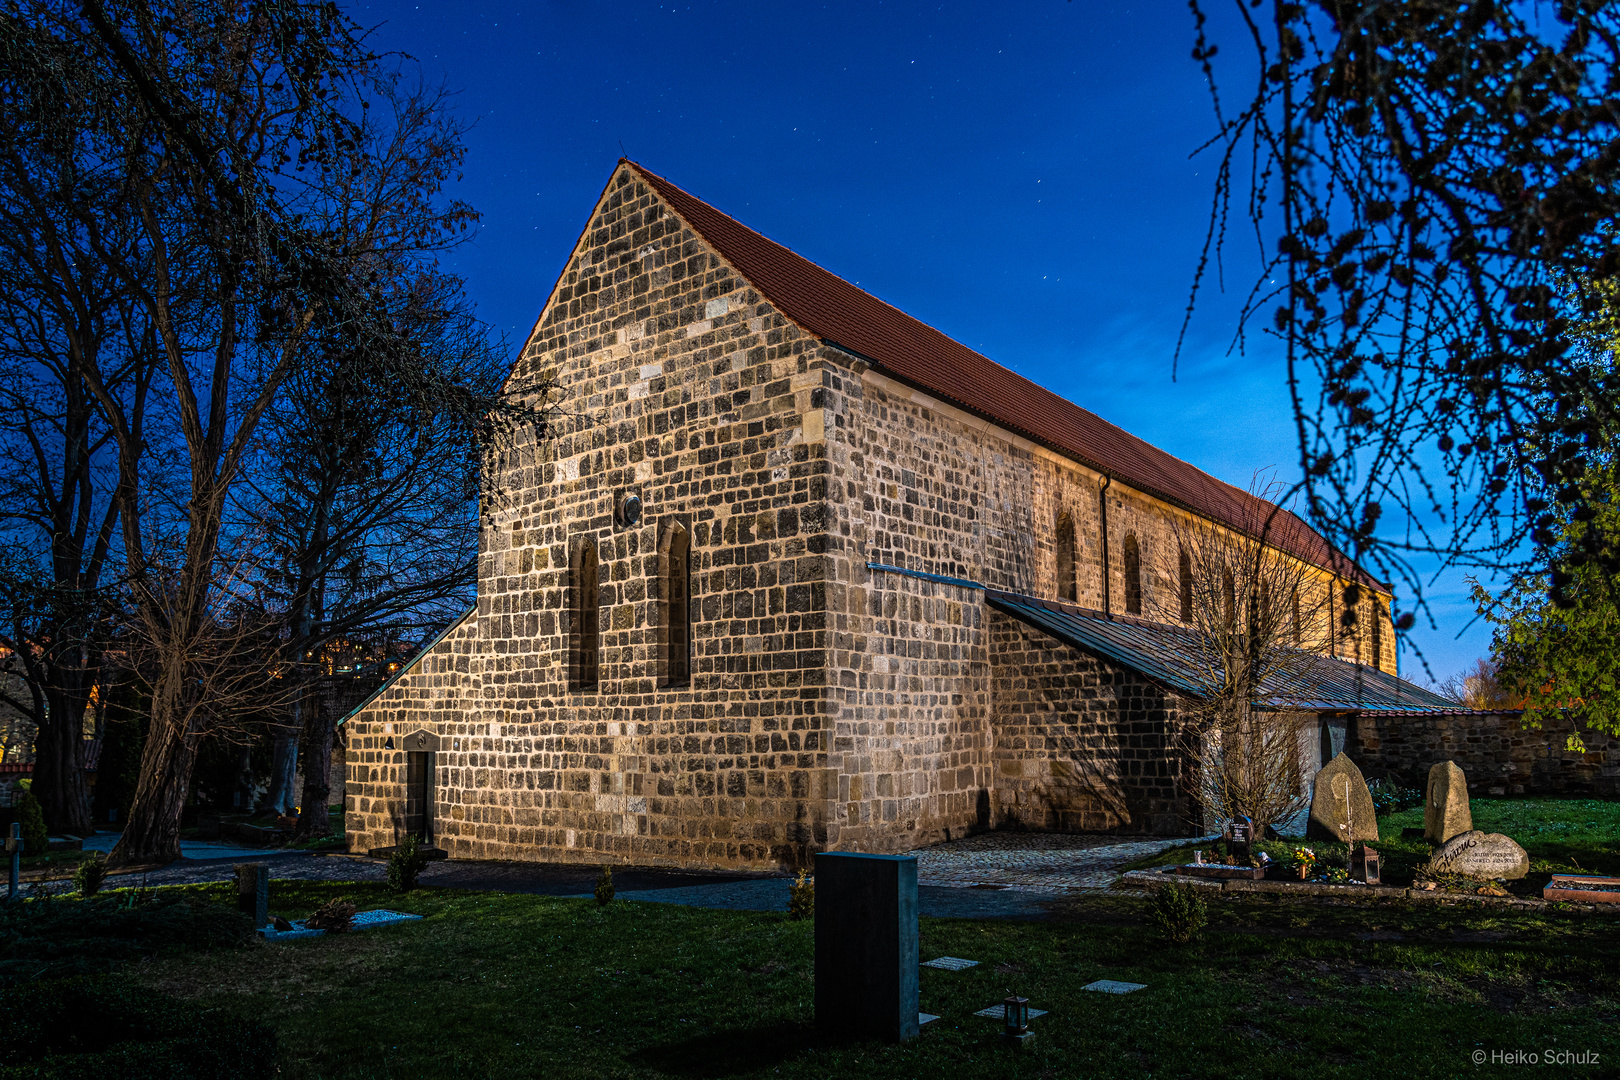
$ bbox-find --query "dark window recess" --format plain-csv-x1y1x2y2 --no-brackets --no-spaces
1179,547,1193,622
1123,533,1142,615
1222,567,1236,628
1056,512,1077,602
575,541,600,690
663,526,692,685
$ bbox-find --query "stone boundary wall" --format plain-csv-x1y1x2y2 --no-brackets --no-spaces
988,612,1193,835
1349,710,1620,797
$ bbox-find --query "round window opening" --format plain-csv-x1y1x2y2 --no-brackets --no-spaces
621,493,643,526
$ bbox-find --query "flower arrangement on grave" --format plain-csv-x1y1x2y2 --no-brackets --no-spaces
1290,846,1317,876
1322,866,1350,884
306,897,357,932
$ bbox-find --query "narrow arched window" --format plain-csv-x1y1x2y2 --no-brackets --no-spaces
1178,547,1192,623
573,540,600,690
1291,587,1302,647
660,523,692,686
1055,511,1076,602
1123,533,1141,615
1371,600,1384,672
1221,566,1236,628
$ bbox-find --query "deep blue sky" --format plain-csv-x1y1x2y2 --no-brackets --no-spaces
348,0,1488,683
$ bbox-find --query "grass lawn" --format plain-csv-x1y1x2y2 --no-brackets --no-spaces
108,877,1620,1079
16,847,97,875
1119,798,1620,894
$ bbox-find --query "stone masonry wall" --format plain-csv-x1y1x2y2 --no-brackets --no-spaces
812,360,1395,854
1349,711,1620,797
989,611,1192,835
346,611,481,848
346,164,837,869
345,160,1409,869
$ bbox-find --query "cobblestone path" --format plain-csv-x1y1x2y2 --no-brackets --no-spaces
904,832,1197,893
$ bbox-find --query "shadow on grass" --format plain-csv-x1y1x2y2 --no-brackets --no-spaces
627,1020,817,1077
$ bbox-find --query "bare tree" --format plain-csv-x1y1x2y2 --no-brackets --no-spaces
1184,2,1620,635
243,266,513,837
1,1,527,864
1434,655,1520,711
1155,478,1334,835
0,92,158,834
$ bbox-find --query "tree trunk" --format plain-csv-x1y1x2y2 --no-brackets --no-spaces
293,696,335,841
263,725,299,815
109,716,199,865
33,689,93,837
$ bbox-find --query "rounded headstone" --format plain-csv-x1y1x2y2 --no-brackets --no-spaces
1307,752,1379,843
1427,830,1529,880
1423,760,1472,844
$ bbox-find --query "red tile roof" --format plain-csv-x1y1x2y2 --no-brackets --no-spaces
626,161,1381,589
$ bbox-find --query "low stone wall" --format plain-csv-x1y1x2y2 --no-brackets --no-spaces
1348,710,1620,797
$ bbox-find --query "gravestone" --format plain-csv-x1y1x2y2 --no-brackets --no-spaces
1225,818,1253,865
235,863,269,927
1428,830,1529,880
814,852,919,1043
1307,753,1379,843
1423,760,1472,844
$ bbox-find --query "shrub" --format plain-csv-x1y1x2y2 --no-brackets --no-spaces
15,789,48,857
72,855,108,898
0,974,277,1079
1149,883,1208,945
304,897,356,932
787,870,814,921
594,866,615,905
386,835,430,892
1367,778,1422,816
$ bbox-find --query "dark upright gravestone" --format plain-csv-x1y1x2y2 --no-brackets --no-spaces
814,852,919,1044
235,863,269,927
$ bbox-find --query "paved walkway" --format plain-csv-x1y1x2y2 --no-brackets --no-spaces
22,831,1193,920
80,831,298,862
904,832,1197,893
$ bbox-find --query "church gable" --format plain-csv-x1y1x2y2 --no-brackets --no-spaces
345,161,845,869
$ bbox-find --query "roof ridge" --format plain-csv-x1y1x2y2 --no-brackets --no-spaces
621,160,1380,590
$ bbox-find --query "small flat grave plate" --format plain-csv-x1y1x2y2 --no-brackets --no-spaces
1082,979,1146,995
973,1004,1048,1020
922,956,979,970
918,1012,940,1025
259,909,423,941
350,909,424,930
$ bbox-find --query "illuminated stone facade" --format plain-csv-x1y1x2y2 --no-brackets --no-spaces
342,162,1399,869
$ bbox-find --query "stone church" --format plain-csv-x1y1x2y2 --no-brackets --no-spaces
341,160,1453,870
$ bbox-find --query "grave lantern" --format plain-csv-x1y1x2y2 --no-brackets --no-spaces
1352,843,1381,885
1002,996,1030,1042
